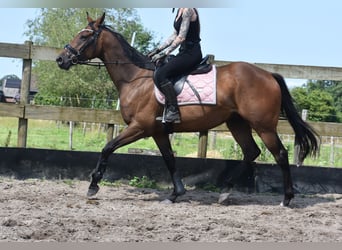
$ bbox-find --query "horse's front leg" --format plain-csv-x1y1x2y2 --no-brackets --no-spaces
153,134,186,203
87,154,108,197
87,125,144,197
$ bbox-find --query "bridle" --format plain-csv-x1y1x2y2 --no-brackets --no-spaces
64,22,102,65
63,23,155,69
62,22,154,83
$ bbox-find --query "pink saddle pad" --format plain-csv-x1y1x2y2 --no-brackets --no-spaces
154,65,217,106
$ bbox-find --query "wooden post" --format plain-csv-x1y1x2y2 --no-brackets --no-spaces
113,124,119,138
196,55,215,159
17,41,32,148
301,109,308,121
68,97,73,150
107,124,114,142
69,121,73,150
209,131,217,150
198,131,208,158
330,136,335,166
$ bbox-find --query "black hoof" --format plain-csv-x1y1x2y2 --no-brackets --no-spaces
166,188,186,203
87,184,100,197
167,193,178,203
280,193,294,207
280,199,291,207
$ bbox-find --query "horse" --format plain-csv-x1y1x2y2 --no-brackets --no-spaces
56,12,319,206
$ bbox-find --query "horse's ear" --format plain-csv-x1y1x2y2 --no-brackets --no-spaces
96,12,106,26
86,12,95,24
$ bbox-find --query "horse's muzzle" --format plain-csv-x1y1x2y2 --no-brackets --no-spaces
56,54,72,70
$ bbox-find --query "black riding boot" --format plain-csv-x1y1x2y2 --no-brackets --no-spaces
157,81,181,123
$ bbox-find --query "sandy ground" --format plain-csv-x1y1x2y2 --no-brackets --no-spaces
0,177,341,242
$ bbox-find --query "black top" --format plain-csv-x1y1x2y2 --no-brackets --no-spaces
174,9,201,43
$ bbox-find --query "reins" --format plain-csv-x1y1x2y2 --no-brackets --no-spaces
77,59,150,68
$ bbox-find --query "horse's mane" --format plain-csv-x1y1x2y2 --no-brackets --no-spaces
100,25,155,71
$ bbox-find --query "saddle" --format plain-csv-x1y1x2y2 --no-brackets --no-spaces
155,55,213,95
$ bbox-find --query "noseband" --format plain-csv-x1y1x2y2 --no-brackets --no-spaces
64,23,102,65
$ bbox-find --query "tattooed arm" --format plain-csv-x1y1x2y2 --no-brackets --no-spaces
160,8,194,55
157,29,178,51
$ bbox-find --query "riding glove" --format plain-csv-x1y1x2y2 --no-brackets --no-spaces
147,48,161,58
151,52,167,63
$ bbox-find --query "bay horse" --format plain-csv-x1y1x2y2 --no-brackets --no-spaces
56,13,319,206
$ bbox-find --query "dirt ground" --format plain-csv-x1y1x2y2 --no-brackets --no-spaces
0,177,341,242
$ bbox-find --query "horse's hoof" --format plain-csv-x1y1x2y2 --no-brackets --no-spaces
161,199,173,204
218,192,231,204
87,185,100,197
177,188,186,196
280,193,294,207
280,199,291,207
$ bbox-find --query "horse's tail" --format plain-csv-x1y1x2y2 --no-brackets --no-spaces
272,73,320,166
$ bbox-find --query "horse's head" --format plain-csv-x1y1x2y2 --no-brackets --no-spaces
56,12,105,70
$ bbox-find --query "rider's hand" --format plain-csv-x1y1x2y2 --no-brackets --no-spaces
147,48,161,58
151,52,166,63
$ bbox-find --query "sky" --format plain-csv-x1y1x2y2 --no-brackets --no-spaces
0,2,342,88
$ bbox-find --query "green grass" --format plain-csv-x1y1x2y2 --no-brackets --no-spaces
128,176,158,189
0,117,341,167
0,117,107,151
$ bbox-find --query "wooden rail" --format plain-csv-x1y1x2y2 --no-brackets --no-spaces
1,102,341,135
2,41,342,80
1,41,342,158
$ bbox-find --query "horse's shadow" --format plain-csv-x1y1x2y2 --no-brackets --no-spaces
109,186,338,209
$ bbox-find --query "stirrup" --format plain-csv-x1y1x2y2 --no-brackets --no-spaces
156,107,167,122
156,108,181,124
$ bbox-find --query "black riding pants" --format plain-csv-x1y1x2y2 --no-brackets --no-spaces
154,42,202,88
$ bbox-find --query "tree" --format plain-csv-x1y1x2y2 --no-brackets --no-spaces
332,83,342,120
291,86,338,122
305,80,342,122
24,8,157,108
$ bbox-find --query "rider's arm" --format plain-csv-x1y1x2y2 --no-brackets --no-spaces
161,8,194,55
157,29,177,51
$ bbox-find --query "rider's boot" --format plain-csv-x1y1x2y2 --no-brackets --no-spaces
157,81,181,123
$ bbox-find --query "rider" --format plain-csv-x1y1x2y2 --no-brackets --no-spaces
149,8,202,123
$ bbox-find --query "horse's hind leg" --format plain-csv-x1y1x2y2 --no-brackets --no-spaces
256,130,294,206
223,114,261,190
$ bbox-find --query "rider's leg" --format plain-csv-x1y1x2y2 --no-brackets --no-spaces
157,80,180,123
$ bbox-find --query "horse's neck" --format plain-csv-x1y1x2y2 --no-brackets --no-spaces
102,53,146,85
99,34,154,94
104,61,154,113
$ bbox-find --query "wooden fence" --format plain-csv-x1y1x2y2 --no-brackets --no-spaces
1,41,342,158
